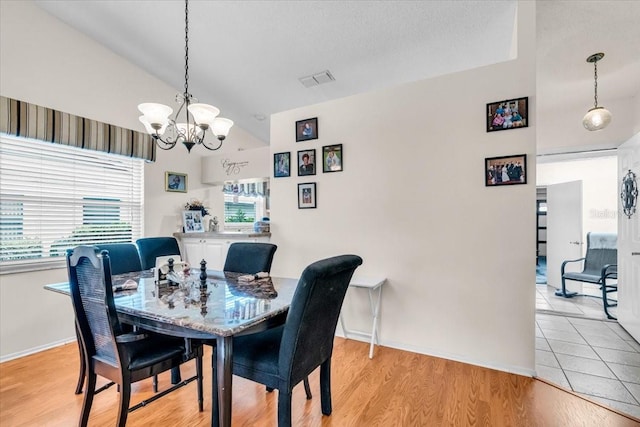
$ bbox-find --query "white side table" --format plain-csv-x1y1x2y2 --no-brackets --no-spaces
340,277,386,359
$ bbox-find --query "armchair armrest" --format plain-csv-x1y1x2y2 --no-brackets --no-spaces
116,332,149,343
601,263,617,280
561,258,586,275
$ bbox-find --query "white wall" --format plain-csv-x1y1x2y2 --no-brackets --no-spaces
537,156,618,236
1,0,537,374
268,2,537,374
0,0,263,360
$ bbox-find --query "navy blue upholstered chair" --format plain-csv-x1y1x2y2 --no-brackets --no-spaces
95,243,142,275
135,237,181,270
67,246,203,427
223,242,278,274
214,255,363,427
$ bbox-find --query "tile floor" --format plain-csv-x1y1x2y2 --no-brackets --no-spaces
535,284,640,419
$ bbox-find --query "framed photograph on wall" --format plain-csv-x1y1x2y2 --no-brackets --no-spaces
322,144,343,173
297,149,316,176
485,154,527,186
182,210,204,232
165,171,187,192
296,117,318,142
274,152,291,178
298,182,317,209
486,97,528,132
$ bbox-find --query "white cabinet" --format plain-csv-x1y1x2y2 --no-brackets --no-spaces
183,238,227,270
180,235,270,271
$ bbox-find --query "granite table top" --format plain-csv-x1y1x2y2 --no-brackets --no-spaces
45,269,298,338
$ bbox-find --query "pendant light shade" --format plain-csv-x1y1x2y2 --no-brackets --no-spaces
582,52,611,131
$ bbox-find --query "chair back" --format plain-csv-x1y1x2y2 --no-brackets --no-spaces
583,232,617,275
95,243,142,275
223,242,278,274
278,255,362,385
67,245,122,368
136,237,181,270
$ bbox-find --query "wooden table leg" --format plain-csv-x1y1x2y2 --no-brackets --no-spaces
216,336,233,427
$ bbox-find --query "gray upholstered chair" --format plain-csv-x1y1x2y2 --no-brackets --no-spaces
67,246,203,427
223,242,277,274
213,255,363,427
135,237,181,270
556,232,617,317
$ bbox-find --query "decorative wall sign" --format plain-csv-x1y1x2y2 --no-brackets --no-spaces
486,97,529,132
485,154,527,186
620,169,638,219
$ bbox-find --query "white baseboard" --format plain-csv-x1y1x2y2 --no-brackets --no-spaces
0,336,76,363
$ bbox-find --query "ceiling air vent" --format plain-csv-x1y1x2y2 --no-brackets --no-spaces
299,70,335,88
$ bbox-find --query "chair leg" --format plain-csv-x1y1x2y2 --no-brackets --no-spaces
116,382,131,427
555,276,577,298
153,375,158,393
74,324,85,395
171,366,181,384
266,386,274,392
196,355,204,412
303,377,312,400
211,350,219,427
319,359,332,415
79,372,97,427
277,389,292,427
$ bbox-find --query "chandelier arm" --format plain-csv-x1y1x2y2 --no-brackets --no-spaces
201,137,224,151
152,134,178,150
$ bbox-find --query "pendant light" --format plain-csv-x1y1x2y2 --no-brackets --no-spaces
582,52,612,131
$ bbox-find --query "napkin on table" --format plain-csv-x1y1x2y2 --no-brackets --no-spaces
113,279,138,292
237,272,270,282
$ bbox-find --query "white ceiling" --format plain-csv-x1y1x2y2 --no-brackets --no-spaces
34,0,640,155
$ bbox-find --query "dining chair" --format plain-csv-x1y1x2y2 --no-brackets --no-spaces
73,242,143,394
214,254,363,427
67,245,204,427
223,242,278,274
135,237,181,270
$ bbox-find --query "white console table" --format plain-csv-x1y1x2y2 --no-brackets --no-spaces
340,277,386,359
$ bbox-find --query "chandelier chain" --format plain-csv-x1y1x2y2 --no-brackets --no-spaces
184,0,190,98
593,59,598,108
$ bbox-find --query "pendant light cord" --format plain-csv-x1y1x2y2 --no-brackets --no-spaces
184,0,190,100
593,59,598,108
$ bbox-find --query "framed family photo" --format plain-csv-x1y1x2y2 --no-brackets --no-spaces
296,117,318,142
486,97,528,132
183,210,204,232
297,149,316,176
165,171,187,192
322,144,343,173
274,152,291,178
298,182,317,209
485,154,527,187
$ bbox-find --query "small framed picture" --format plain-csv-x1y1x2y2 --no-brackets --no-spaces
298,182,317,209
486,97,528,132
322,144,343,173
297,149,316,176
296,117,318,142
182,210,204,232
165,171,187,192
274,152,291,178
485,154,527,186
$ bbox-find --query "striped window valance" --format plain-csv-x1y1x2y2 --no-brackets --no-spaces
0,96,155,161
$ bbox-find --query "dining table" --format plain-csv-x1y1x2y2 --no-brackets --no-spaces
45,268,299,427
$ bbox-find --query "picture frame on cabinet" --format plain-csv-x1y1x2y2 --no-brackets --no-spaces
166,171,187,192
274,152,291,178
296,117,318,142
485,154,527,187
298,182,317,209
183,210,205,232
486,97,528,132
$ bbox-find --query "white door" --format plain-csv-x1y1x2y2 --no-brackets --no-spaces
617,133,640,342
547,181,583,295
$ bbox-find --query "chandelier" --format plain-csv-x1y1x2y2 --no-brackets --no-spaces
582,52,612,132
138,0,233,152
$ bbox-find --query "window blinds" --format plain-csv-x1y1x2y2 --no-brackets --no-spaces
0,135,144,272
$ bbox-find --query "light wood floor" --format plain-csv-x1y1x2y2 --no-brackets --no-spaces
1,338,638,426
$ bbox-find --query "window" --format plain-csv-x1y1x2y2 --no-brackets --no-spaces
0,135,144,273
223,181,269,230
